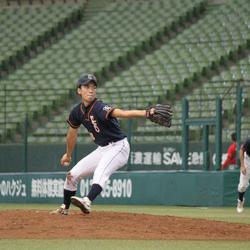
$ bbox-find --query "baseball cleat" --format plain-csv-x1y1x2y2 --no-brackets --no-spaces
71,196,91,214
50,204,69,215
236,198,245,213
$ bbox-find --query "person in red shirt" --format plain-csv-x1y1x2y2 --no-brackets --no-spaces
221,132,237,170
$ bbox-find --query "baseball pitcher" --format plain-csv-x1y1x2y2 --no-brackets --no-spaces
52,74,173,215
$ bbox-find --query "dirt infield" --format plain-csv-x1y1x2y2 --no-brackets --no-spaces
1,210,250,240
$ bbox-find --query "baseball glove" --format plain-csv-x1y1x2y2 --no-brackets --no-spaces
146,104,173,127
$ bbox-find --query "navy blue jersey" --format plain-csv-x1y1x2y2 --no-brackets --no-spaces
67,98,126,146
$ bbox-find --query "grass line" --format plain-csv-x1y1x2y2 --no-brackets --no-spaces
0,239,250,250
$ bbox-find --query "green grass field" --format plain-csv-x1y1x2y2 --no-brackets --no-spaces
1,204,250,250
1,239,250,250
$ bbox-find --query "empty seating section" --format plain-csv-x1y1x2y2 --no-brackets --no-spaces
0,2,85,138
0,3,82,63
180,54,250,121
121,0,249,142
31,0,250,143
1,0,250,143
138,54,250,143
0,0,207,142
46,0,205,76
98,0,249,109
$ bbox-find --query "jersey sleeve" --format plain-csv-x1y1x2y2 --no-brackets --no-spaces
98,102,115,120
67,107,81,129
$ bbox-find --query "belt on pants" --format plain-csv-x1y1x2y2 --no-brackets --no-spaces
100,138,126,147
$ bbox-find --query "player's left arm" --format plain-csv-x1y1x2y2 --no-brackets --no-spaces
111,108,147,118
110,105,172,127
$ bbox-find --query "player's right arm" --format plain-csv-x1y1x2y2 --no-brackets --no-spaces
60,126,78,167
240,145,247,175
61,104,81,166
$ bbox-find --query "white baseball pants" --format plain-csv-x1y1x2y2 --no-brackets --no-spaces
64,138,130,191
238,153,250,193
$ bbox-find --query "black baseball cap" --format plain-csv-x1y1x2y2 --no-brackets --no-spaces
76,74,97,88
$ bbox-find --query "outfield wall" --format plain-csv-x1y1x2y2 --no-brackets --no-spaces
0,170,248,207
0,142,231,172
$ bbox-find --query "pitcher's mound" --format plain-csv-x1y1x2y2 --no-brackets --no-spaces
1,210,250,240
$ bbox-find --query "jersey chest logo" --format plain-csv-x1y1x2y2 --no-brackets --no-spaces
90,115,100,133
